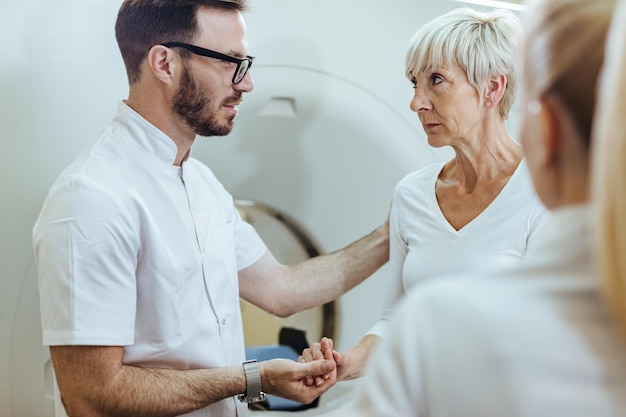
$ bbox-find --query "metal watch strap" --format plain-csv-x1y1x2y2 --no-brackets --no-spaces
238,359,266,403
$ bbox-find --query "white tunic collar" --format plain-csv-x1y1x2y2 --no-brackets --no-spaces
112,100,180,166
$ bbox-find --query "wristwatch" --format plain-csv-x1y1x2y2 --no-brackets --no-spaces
238,359,266,403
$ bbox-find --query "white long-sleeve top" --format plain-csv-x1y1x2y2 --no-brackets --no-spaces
335,205,626,417
368,160,546,337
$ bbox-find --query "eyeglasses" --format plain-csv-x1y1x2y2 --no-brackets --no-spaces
161,41,254,84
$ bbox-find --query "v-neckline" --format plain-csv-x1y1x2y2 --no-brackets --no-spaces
430,159,524,235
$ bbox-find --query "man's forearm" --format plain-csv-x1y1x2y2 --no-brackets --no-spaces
52,346,245,417
96,365,245,417
283,223,390,314
238,222,389,318
318,223,390,291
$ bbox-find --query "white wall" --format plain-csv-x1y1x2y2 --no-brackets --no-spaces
0,1,521,416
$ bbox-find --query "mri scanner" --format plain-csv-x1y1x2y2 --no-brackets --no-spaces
0,0,523,415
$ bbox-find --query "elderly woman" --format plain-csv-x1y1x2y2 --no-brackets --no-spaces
318,0,626,415
302,7,545,382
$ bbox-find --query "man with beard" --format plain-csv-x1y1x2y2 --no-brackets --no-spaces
31,1,389,417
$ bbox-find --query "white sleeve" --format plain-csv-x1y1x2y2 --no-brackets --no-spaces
366,189,408,338
232,204,268,270
34,177,138,346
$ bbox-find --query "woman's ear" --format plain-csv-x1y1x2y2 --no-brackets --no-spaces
485,74,507,107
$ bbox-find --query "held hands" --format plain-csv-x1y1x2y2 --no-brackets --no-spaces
299,337,345,386
258,353,337,405
300,335,379,384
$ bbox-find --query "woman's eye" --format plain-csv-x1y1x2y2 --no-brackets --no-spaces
431,74,443,85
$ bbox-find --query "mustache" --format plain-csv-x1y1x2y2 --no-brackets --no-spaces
223,94,242,106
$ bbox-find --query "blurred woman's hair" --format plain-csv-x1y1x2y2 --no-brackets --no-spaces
522,0,615,149
592,0,626,338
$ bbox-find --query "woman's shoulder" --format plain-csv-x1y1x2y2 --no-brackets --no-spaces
396,162,444,189
392,162,444,202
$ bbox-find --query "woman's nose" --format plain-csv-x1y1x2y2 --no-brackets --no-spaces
410,86,430,113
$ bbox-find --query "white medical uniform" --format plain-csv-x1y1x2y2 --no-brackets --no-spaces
369,160,546,337
334,205,626,417
33,101,267,417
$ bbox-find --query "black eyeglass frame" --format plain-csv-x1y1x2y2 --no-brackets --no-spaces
161,41,254,84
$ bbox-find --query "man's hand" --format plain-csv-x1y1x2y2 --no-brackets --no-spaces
258,354,337,405
299,337,344,386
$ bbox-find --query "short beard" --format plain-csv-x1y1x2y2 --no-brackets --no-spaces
172,66,234,137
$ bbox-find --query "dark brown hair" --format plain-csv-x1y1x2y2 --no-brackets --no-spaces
115,0,248,84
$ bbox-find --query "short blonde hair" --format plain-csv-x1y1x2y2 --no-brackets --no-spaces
405,7,521,119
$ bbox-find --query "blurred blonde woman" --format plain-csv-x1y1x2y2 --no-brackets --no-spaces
302,6,546,383
318,0,626,415
593,0,626,343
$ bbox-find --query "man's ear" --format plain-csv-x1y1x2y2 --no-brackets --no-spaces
146,45,177,84
484,74,507,107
